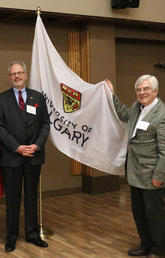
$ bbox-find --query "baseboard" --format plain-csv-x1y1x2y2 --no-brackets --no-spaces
120,175,127,184
41,187,81,198
82,174,120,194
0,177,126,203
0,187,82,204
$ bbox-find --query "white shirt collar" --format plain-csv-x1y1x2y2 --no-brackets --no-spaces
13,87,26,93
140,97,159,112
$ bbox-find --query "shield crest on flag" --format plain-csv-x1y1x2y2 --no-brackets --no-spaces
60,83,82,113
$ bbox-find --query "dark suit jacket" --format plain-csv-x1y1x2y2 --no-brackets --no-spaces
113,94,165,189
0,87,50,167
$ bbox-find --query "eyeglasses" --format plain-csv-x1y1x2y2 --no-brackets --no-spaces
9,71,25,77
136,87,152,93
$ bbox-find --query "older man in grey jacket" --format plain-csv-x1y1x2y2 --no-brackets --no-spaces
106,75,165,258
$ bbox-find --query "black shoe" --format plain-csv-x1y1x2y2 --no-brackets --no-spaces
128,248,150,256
26,236,48,247
5,240,16,252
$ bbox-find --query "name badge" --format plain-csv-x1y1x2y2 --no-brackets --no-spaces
136,121,150,131
26,105,36,115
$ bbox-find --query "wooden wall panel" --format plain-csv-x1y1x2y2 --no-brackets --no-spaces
80,28,93,176
68,28,92,176
68,31,82,176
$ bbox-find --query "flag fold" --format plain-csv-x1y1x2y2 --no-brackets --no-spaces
30,16,127,175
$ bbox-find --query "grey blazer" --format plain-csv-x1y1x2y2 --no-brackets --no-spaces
113,94,165,189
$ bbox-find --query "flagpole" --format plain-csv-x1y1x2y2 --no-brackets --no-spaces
36,6,54,239
36,6,41,16
36,6,45,239
39,174,44,239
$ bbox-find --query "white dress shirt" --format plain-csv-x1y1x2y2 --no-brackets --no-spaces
132,97,159,138
13,87,27,105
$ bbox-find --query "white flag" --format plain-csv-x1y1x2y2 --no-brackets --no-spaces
30,16,127,175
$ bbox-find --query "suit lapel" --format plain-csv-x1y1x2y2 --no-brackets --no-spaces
26,88,34,106
141,100,161,123
129,100,161,140
26,88,38,124
128,102,141,139
8,88,27,123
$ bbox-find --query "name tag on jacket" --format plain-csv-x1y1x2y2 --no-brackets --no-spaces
136,121,150,131
26,105,36,115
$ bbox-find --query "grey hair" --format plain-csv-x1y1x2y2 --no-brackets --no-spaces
8,61,27,74
135,75,159,91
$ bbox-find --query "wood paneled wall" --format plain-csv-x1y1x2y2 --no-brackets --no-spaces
68,28,92,176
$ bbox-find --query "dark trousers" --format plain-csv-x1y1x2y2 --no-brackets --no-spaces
2,162,41,241
131,186,165,255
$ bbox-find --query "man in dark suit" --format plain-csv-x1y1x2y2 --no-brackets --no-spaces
0,61,50,252
106,75,165,258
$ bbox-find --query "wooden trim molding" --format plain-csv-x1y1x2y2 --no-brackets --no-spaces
68,30,82,176
80,28,90,82
80,27,93,176
68,27,92,176
68,31,81,76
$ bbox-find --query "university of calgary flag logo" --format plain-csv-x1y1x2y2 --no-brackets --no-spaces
60,83,82,113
